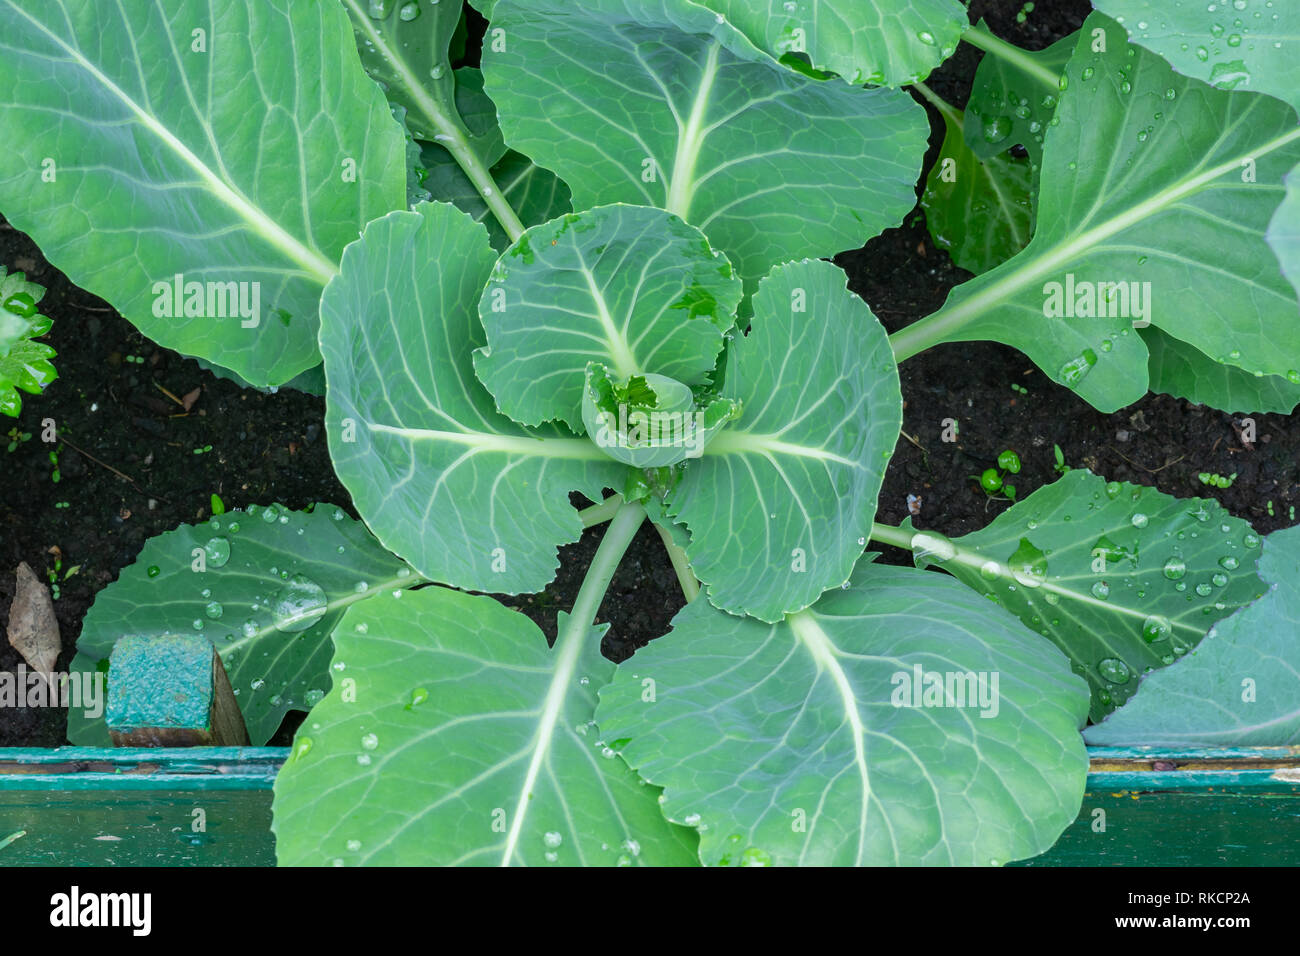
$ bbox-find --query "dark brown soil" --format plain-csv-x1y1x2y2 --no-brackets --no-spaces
1,0,1296,746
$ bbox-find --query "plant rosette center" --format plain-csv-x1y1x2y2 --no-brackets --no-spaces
581,365,739,468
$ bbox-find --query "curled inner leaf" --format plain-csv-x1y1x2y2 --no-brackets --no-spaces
581,363,739,468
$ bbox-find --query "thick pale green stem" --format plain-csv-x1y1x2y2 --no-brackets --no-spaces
564,501,647,642
888,312,963,364
890,82,971,363
961,22,1062,89
911,80,962,128
343,0,526,242
430,114,526,243
578,494,624,528
868,521,915,552
654,523,700,603
871,519,1198,629
890,122,1300,364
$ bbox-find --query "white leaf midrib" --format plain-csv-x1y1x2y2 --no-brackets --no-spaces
4,1,339,284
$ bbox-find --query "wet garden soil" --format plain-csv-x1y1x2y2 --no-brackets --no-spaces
1,0,1296,746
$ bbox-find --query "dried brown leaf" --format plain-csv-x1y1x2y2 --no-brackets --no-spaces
7,563,60,676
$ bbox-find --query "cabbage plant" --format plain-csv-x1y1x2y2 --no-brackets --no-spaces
4,0,1299,865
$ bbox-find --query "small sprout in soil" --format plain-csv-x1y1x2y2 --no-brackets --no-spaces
48,447,60,483
1267,500,1274,517
1016,2,1035,24
53,501,69,509
1197,472,1236,489
5,427,31,452
1010,383,1028,395
211,493,226,515
45,553,64,599
192,444,213,455
973,449,1023,502
1052,444,1070,475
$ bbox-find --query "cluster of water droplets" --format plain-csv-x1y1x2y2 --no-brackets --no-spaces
367,0,429,21
912,479,1262,698
1113,0,1281,92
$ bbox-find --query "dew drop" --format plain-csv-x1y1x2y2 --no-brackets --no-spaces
982,115,1013,144
1097,658,1132,684
1208,59,1250,89
1059,349,1098,388
1142,614,1172,643
270,574,328,632
203,537,231,568
911,532,956,562
1008,537,1048,588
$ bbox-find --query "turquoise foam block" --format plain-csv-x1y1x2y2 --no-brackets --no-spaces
106,635,213,731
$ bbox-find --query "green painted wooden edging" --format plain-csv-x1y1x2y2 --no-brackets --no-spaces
0,748,285,867
1,746,1297,866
